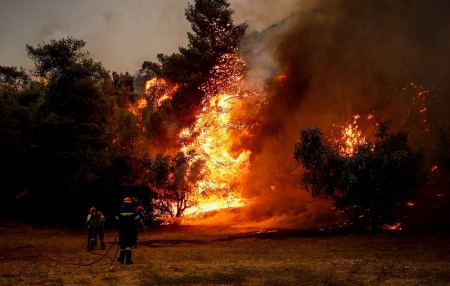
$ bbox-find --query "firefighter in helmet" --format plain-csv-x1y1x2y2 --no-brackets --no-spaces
115,197,140,264
86,207,106,250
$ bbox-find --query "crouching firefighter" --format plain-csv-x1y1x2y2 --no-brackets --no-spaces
86,207,106,250
115,197,140,264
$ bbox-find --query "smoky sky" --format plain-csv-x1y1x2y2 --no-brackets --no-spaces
217,0,450,228
0,0,300,73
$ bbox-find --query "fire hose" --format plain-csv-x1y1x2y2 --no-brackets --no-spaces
72,234,119,266
0,234,120,267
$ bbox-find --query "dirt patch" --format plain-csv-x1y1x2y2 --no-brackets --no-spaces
1,226,449,285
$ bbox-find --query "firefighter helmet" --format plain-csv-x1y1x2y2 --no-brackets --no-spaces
90,207,96,213
123,197,132,204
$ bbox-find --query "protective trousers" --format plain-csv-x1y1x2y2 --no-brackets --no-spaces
118,233,135,264
87,227,105,250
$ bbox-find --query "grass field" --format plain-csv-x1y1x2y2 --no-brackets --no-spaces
0,225,449,285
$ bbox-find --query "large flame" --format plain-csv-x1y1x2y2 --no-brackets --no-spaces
128,77,179,116
127,54,254,220
180,54,252,217
334,115,368,157
145,78,179,108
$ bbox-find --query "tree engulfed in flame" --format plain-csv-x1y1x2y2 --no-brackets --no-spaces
128,98,147,117
145,77,179,109
128,77,179,117
335,115,367,157
126,54,255,219
180,54,252,217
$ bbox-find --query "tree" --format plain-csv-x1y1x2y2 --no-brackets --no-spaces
27,38,111,149
145,152,204,223
146,0,247,142
12,38,120,223
294,126,426,229
0,66,30,92
112,71,134,108
0,38,155,225
26,38,106,83
0,65,44,218
158,0,247,85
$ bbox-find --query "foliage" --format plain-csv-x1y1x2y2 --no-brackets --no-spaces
0,1,246,225
294,126,427,229
144,0,247,142
0,66,30,92
145,151,204,221
0,39,148,225
111,71,134,108
26,38,107,83
158,0,247,85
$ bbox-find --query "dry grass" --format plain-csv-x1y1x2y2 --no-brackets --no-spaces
0,225,449,285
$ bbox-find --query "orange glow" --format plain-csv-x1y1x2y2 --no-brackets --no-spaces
431,165,438,172
406,201,415,207
179,54,252,217
180,93,251,216
335,115,367,157
383,222,402,231
184,195,245,216
145,77,179,108
128,98,147,116
127,77,179,129
274,73,288,82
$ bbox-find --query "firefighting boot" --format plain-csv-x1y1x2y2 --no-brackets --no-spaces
117,249,125,264
125,250,134,265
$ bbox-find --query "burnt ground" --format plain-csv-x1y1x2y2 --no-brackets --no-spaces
0,225,449,285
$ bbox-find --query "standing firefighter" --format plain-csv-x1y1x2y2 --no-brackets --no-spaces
86,207,106,250
115,197,140,264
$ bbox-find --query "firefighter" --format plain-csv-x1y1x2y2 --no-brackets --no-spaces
86,207,106,250
115,197,140,264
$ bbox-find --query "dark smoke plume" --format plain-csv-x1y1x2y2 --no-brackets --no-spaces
218,0,450,229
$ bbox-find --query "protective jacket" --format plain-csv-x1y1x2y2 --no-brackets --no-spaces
87,211,105,229
115,205,140,264
86,211,106,250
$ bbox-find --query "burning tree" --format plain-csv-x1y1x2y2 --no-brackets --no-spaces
145,0,248,142
294,124,427,230
130,0,253,220
146,152,205,223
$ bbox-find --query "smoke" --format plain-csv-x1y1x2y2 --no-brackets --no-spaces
272,0,450,126
0,0,189,72
0,0,309,73
206,0,450,229
230,0,301,32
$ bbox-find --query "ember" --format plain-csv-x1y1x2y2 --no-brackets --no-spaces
383,222,402,231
